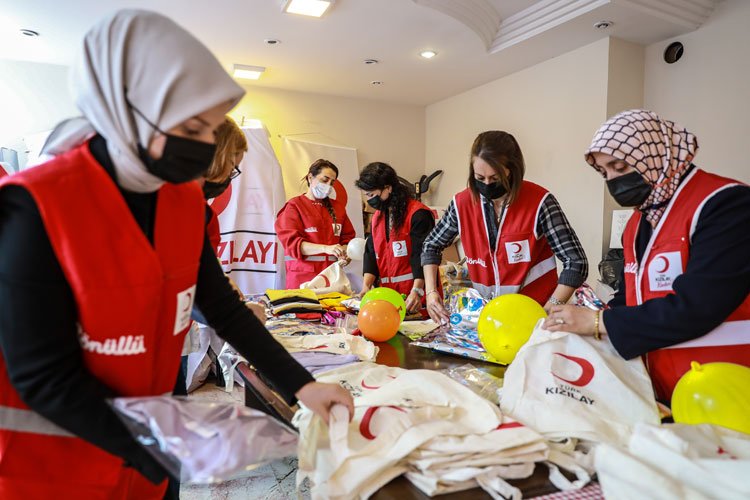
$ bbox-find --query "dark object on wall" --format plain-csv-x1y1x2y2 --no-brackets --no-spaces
664,42,684,64
599,249,624,291
397,170,443,201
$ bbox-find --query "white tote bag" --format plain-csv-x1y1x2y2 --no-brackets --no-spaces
300,261,352,295
596,423,750,500
500,322,660,446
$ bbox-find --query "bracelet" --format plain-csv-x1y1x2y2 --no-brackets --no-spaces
548,296,564,306
426,290,440,298
593,310,601,340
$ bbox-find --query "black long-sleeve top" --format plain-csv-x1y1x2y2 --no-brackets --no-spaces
604,170,750,359
0,136,314,483
363,208,434,280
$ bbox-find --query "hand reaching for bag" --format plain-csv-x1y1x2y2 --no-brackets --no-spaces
295,382,354,423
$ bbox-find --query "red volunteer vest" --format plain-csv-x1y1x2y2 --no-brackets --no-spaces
371,199,431,296
0,142,204,499
622,168,750,402
454,181,557,305
276,194,349,289
206,203,221,255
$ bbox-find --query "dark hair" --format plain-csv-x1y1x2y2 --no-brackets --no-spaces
355,162,413,231
467,131,525,204
303,159,339,186
303,159,340,226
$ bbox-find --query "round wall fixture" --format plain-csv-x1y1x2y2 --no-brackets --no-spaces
593,21,613,30
20,29,40,37
364,59,379,65
370,81,383,85
664,42,684,64
264,38,281,45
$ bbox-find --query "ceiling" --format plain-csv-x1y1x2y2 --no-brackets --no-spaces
0,0,721,105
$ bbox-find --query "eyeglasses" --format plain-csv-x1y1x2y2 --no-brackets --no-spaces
229,166,242,180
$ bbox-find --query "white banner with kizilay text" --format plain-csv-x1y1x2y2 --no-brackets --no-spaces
212,124,286,294
281,134,364,291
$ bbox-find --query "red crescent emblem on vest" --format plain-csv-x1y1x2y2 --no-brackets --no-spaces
511,242,522,253
359,406,406,440
209,182,233,217
183,292,192,312
551,352,595,387
655,255,670,273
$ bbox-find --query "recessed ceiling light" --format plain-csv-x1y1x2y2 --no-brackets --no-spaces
420,50,437,59
233,64,265,80
264,38,281,45
20,29,40,37
593,20,613,29
363,59,379,65
371,81,383,85
282,0,334,18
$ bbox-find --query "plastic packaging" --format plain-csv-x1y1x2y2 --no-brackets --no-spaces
572,283,607,310
411,326,503,365
441,363,503,404
112,395,298,484
447,288,487,329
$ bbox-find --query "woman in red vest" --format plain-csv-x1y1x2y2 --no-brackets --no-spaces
275,159,356,289
545,109,750,403
203,117,248,253
0,10,352,500
422,131,588,323
355,162,436,313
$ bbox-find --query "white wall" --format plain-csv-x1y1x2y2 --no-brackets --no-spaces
644,0,750,184
425,38,612,282
229,86,425,196
0,60,76,159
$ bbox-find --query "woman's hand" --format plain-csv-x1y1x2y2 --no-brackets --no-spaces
295,382,354,423
425,291,450,324
543,305,596,335
405,290,422,314
356,285,372,299
327,244,348,260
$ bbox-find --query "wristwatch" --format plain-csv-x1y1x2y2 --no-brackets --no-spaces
411,287,425,297
548,296,564,305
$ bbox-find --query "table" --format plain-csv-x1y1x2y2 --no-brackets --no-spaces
236,326,566,498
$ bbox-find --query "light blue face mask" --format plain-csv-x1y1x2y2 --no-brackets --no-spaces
311,181,333,199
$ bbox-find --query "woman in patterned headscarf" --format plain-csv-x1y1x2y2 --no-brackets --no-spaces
0,10,352,499
544,109,750,404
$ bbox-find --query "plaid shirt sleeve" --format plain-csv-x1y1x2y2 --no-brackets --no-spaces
537,193,588,287
420,200,460,266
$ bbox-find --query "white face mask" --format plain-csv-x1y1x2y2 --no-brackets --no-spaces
311,181,333,199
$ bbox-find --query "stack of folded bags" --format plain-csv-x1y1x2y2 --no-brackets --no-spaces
294,363,551,499
265,289,323,316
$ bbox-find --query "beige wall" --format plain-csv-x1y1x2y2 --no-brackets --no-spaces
0,60,75,152
229,86,426,192
425,38,612,282
644,0,750,184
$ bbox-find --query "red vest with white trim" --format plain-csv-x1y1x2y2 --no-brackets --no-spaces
622,168,750,402
275,194,349,289
371,199,431,296
0,142,204,499
454,181,557,305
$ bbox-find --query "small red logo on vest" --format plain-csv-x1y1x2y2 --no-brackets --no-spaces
655,255,670,273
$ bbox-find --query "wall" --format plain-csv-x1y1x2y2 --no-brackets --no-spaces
425,38,611,282
644,0,750,183
229,86,426,196
0,60,76,163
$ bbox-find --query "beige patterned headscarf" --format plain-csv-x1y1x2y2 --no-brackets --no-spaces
42,9,245,192
585,109,699,227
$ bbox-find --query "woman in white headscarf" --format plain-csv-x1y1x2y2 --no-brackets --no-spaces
0,10,352,499
544,109,750,404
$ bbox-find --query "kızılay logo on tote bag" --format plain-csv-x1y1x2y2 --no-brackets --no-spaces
546,353,596,405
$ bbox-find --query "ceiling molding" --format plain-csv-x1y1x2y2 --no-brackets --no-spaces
490,0,610,53
615,0,719,30
412,0,502,49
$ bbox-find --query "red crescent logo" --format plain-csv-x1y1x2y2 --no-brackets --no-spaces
395,242,404,251
182,292,192,312
210,182,233,217
322,276,331,288
655,255,670,273
361,375,396,390
331,180,348,205
551,352,595,387
511,242,522,254
359,406,406,440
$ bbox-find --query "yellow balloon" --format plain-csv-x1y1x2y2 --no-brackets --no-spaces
672,361,750,435
477,294,547,365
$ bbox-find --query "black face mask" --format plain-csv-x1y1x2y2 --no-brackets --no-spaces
130,100,217,184
474,179,507,200
607,171,652,207
202,176,232,199
367,195,386,211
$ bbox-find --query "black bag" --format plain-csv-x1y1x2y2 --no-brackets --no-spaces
599,249,624,291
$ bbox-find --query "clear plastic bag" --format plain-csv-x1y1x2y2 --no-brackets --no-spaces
441,363,503,405
112,395,298,484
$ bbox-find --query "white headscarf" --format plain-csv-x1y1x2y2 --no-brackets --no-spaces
42,9,245,193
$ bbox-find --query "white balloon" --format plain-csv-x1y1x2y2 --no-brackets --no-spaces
346,238,366,261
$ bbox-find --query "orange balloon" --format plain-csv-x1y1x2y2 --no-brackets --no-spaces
358,300,400,342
